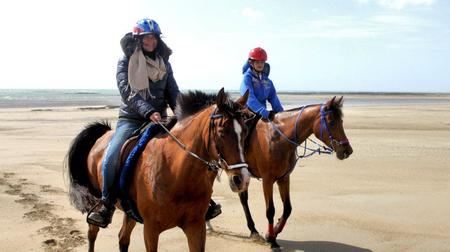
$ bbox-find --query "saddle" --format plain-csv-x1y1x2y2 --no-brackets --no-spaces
118,117,177,223
119,117,177,166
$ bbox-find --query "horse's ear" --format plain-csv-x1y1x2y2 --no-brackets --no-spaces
336,96,344,106
326,96,336,109
235,89,249,106
216,87,228,111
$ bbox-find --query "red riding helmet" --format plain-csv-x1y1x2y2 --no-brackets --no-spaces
248,47,267,61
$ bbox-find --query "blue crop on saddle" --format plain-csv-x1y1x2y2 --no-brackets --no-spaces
119,122,162,222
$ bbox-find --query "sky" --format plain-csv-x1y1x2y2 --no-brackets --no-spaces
0,0,449,92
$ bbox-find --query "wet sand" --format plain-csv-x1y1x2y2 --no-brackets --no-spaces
0,97,449,251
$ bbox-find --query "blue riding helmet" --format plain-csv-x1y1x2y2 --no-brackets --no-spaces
133,18,162,36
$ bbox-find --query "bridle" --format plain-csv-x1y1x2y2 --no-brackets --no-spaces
270,103,350,157
268,103,350,180
158,107,248,172
319,105,350,150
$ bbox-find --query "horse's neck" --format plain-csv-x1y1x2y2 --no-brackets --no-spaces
168,107,213,172
275,105,319,145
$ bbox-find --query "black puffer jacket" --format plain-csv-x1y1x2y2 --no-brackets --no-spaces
116,33,180,121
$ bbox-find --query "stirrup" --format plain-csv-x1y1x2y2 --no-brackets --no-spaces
86,201,114,228
87,212,110,228
205,203,222,221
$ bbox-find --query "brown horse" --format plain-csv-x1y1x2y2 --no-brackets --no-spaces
66,89,252,252
239,96,353,249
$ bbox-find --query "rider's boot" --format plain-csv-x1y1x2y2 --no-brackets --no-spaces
205,199,222,221
87,201,115,228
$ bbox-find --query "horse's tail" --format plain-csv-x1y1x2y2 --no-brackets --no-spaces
65,121,111,213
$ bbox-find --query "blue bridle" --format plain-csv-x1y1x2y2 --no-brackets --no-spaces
268,103,350,180
319,105,350,148
270,103,349,158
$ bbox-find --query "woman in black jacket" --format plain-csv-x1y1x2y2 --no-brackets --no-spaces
87,18,179,227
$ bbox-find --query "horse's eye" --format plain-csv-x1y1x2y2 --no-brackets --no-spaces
217,128,225,138
329,120,335,127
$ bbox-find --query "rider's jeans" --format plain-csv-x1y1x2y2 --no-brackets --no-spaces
101,118,143,207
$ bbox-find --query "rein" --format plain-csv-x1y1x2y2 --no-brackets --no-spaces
269,104,335,159
157,108,248,172
268,103,347,180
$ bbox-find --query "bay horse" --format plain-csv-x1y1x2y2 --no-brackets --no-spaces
240,96,353,249
66,89,252,252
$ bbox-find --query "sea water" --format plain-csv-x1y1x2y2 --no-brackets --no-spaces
1,89,450,109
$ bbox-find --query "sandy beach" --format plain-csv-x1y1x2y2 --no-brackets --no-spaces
1,95,450,251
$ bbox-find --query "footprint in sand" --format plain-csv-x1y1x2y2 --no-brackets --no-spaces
5,183,22,195
15,193,40,205
43,238,57,247
40,184,66,195
0,171,86,251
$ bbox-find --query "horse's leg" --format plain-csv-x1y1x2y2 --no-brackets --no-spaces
262,179,280,248
182,220,206,252
143,223,160,252
238,190,261,240
274,176,292,236
87,224,100,252
118,214,137,252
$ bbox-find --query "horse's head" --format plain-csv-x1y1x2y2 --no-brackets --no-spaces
210,88,252,192
313,96,353,160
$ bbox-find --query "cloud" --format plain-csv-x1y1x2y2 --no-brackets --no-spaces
241,7,264,20
275,13,432,40
377,0,434,9
370,14,430,26
295,16,383,39
355,0,434,9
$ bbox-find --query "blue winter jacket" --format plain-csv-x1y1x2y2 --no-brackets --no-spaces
239,62,283,119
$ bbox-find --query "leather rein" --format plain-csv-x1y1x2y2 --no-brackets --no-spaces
157,107,248,172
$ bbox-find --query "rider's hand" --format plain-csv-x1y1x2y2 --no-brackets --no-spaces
149,112,161,122
268,110,276,121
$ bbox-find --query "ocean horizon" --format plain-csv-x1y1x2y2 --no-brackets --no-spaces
1,89,450,109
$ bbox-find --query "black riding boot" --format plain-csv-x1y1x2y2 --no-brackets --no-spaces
87,201,115,228
205,199,222,221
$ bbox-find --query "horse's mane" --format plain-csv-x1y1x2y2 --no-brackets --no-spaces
330,102,343,119
283,101,343,119
175,90,227,121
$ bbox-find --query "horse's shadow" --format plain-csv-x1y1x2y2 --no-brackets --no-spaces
208,229,372,252
278,239,373,252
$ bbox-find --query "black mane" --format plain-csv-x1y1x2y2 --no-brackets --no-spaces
283,102,343,119
175,90,226,121
330,102,343,119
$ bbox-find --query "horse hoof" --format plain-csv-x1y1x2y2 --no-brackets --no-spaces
249,232,265,242
270,240,281,250
271,247,283,252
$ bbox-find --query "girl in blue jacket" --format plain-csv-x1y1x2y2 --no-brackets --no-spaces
240,47,283,120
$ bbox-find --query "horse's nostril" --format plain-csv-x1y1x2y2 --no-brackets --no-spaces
232,175,242,187
344,149,352,157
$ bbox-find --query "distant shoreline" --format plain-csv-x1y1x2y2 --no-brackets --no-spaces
1,89,450,109
1,88,450,95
